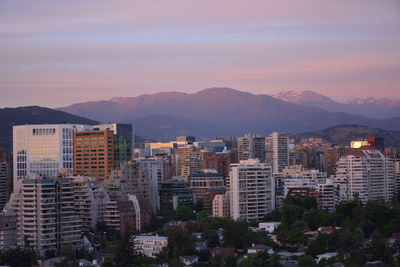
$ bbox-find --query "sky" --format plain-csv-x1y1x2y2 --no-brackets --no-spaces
1,0,400,108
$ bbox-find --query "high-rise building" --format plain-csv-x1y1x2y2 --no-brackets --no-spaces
230,159,275,222
237,134,265,161
174,145,203,180
103,161,159,213
14,175,82,255
0,148,12,210
212,192,230,218
69,175,110,231
317,178,340,212
159,179,194,211
322,145,347,176
266,132,289,173
202,152,231,180
73,129,116,179
104,194,146,234
13,124,92,184
0,211,17,250
189,171,225,214
335,148,395,204
93,123,133,166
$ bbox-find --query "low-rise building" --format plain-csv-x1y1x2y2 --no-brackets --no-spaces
131,235,168,258
258,222,281,233
180,255,199,266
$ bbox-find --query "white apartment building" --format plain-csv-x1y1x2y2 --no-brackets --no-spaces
283,177,317,197
266,132,289,173
258,221,281,233
131,235,168,258
335,149,395,204
70,175,110,231
15,176,82,255
317,178,340,212
13,124,92,184
230,159,275,222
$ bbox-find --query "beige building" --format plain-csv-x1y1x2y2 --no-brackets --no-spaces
212,192,230,218
266,132,289,173
237,134,265,161
175,145,203,181
15,176,82,255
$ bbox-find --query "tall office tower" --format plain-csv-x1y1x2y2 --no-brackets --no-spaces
237,134,265,161
230,159,275,222
0,148,12,210
174,145,203,181
13,124,92,184
15,175,82,255
335,148,395,204
266,132,289,173
189,171,225,214
104,161,159,213
69,175,110,231
73,123,133,179
93,123,133,166
73,129,116,179
202,152,231,180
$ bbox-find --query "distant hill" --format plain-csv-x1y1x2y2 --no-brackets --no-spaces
273,90,400,119
59,87,400,140
292,125,400,149
0,106,98,150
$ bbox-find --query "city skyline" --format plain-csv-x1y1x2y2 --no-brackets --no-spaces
1,0,400,107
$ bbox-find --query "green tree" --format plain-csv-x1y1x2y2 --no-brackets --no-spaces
0,248,37,267
339,227,363,251
307,234,329,256
202,229,220,248
287,228,307,245
298,255,317,267
166,226,194,258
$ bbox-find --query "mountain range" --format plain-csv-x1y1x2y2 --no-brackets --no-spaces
58,87,400,140
0,106,97,150
272,90,400,119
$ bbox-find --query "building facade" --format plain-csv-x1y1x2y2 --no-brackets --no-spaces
15,176,82,255
266,132,289,173
335,148,395,204
230,159,275,222
237,134,265,161
13,124,92,183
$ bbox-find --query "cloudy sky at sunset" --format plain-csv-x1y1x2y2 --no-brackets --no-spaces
1,0,400,107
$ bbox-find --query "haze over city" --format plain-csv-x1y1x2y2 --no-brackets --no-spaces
1,0,400,107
